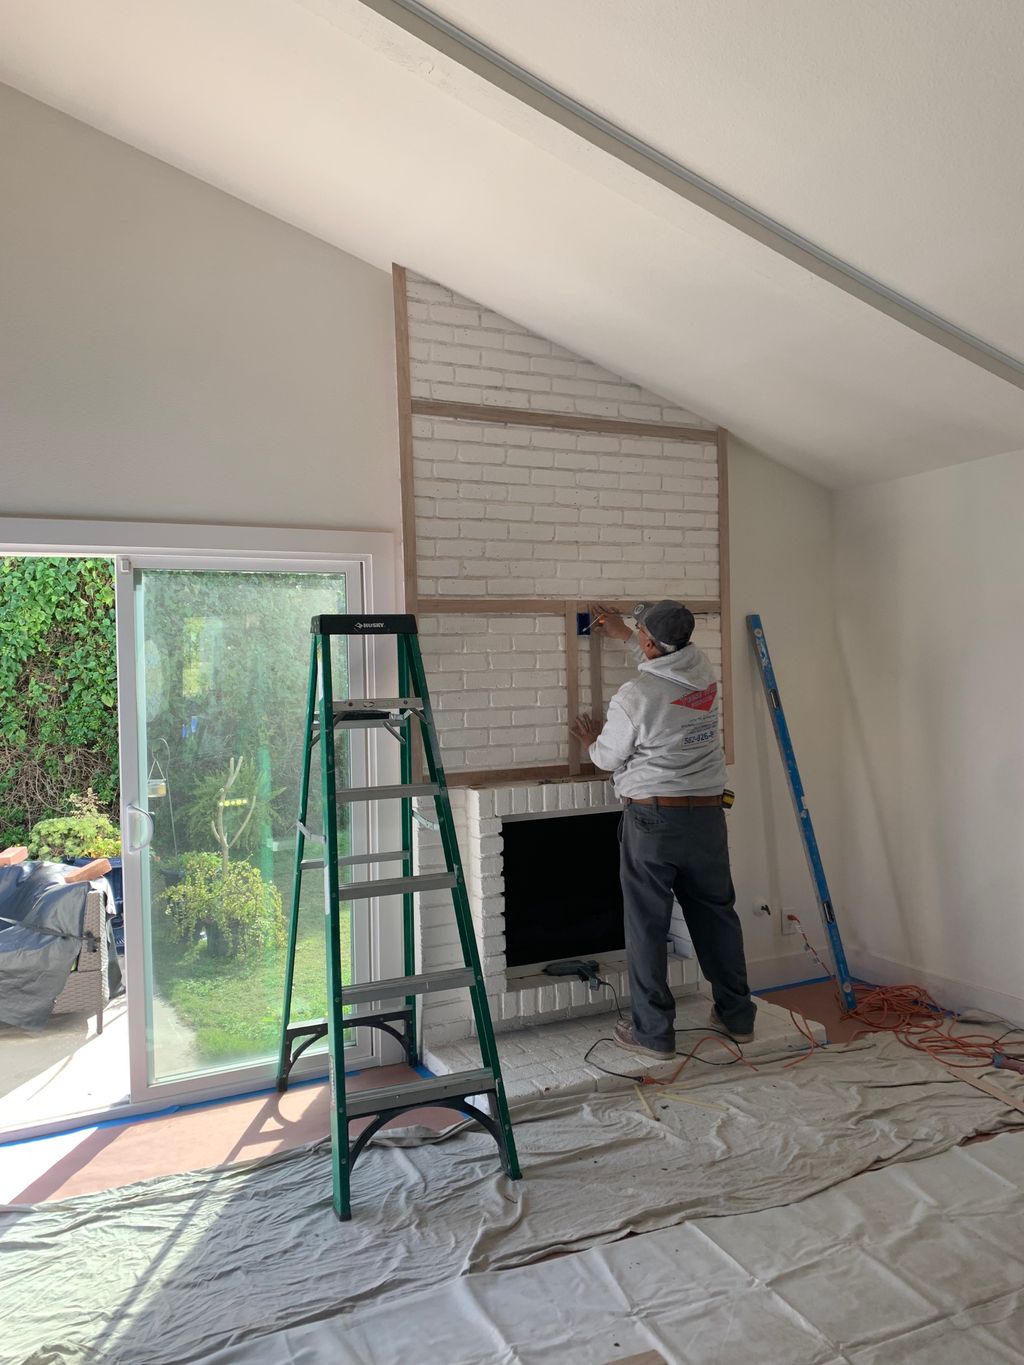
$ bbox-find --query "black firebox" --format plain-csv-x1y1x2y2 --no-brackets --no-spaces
501,810,624,969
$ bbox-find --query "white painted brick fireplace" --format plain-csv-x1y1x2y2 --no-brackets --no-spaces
414,779,700,1047
400,272,717,1047
405,271,723,776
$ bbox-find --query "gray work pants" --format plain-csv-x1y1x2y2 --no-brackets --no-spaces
618,801,755,1051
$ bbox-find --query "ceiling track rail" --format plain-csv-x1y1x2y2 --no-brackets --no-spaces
359,0,1024,392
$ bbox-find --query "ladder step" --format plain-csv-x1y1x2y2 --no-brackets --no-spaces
311,702,421,735
341,872,456,901
343,967,475,1008
346,1067,495,1120
314,717,397,731
302,848,410,871
285,1018,328,1042
332,698,421,714
336,783,439,803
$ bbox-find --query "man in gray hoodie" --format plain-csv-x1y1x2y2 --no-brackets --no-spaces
572,601,755,1061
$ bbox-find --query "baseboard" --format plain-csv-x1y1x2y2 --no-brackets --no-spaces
850,949,1024,1026
745,951,822,993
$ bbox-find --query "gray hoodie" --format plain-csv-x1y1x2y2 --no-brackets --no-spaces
589,634,726,798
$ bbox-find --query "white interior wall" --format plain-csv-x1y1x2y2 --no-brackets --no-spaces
1,82,844,996
727,439,846,988
0,85,401,538
836,449,1024,1022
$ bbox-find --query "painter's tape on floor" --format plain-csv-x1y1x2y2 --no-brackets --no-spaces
3,1037,1023,1365
202,1133,1024,1365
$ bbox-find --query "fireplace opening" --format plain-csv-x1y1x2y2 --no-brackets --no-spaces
502,811,624,969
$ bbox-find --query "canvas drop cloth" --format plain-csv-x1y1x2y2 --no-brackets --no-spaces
202,1132,1024,1365
3,1037,1023,1364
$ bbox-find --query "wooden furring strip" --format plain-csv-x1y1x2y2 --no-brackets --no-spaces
419,596,721,617
411,397,716,445
445,763,599,788
939,1062,1024,1118
565,601,581,775
588,628,604,725
392,264,418,614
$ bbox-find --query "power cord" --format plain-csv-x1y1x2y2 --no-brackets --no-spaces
581,972,756,1080
787,912,1024,1070
593,974,622,1018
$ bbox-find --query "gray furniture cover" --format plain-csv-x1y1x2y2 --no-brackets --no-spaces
0,861,94,1029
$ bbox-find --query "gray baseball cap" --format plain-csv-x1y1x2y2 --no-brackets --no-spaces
633,600,696,652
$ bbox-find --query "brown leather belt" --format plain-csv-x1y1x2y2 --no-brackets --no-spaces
623,795,723,808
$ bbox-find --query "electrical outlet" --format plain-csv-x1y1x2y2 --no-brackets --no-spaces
752,901,772,919
781,908,797,935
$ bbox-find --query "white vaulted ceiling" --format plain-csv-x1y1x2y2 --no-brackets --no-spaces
2,0,1024,486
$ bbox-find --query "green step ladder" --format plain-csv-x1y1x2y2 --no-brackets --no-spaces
276,613,521,1221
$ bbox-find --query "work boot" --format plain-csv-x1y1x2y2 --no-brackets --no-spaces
709,1006,754,1044
613,1018,675,1060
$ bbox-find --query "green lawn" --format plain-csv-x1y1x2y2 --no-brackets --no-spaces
154,849,353,1066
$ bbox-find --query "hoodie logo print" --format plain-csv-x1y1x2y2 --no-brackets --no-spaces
672,683,718,713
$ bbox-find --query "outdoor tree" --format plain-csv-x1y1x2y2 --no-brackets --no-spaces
210,755,258,875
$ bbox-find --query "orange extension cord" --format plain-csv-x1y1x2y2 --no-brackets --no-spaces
640,914,1024,1091
786,914,1024,1071
638,911,1021,1092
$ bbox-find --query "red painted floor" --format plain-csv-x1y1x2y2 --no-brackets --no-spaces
759,979,863,1042
5,1064,456,1203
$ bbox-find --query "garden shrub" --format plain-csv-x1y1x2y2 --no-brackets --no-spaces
161,852,284,959
28,789,121,860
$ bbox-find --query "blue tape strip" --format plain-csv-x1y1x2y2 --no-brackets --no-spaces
0,1069,339,1151
754,974,832,995
2,1057,439,1152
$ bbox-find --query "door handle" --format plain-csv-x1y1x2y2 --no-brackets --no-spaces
127,803,155,852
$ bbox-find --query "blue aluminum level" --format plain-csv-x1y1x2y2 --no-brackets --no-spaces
746,614,856,1011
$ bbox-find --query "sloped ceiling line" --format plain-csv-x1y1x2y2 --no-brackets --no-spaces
358,0,1024,393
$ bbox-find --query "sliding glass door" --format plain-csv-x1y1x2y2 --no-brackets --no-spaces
117,557,374,1101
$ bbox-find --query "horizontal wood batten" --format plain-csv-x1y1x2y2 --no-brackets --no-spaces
445,763,602,788
411,398,717,444
418,597,721,616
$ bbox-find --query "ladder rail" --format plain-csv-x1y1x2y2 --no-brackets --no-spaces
397,640,419,1064
319,636,354,1220
276,636,319,1089
407,639,522,1181
746,614,856,1010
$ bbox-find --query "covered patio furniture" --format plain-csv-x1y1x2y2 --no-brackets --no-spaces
0,859,122,1034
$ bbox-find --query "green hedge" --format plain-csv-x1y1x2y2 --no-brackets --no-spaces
0,557,119,847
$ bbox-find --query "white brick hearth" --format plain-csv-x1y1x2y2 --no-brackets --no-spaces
416,778,700,1048
424,995,829,1103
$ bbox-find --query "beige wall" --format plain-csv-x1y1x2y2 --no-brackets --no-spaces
1,83,847,991
726,438,846,987
836,449,1024,1021
0,84,400,534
